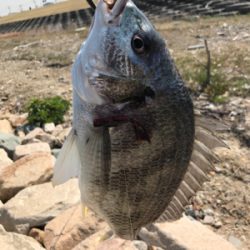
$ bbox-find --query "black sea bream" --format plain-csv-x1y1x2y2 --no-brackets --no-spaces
53,0,226,240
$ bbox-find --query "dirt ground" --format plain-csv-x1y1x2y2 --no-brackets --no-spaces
0,14,249,249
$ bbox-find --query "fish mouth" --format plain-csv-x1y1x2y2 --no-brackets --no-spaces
100,0,129,24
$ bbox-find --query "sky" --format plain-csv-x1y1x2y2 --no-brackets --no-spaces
0,0,58,17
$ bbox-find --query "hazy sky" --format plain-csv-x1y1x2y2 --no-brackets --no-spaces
0,0,56,16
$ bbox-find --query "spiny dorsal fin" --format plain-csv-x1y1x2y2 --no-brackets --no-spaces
195,127,228,149
157,116,228,222
195,115,229,132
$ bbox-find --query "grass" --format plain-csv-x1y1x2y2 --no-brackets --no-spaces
155,14,250,103
27,96,70,126
174,44,250,103
0,0,98,25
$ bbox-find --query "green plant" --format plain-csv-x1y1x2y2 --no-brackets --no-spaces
27,96,70,126
175,54,229,103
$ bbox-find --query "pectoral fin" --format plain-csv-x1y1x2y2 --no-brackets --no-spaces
79,127,111,189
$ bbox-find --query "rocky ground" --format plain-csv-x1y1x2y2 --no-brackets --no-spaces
0,14,249,250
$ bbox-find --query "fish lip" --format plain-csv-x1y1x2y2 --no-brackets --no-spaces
99,0,129,24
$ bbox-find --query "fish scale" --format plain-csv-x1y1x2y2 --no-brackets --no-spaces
53,0,227,241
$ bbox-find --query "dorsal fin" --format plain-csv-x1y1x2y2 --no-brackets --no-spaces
157,116,228,222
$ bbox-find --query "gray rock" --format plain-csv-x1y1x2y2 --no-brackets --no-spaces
0,224,45,250
0,152,55,202
52,148,61,158
0,132,20,158
0,179,80,235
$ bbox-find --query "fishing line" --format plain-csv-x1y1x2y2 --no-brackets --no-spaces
86,0,96,11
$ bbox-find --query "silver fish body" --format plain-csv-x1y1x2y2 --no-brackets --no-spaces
53,0,225,240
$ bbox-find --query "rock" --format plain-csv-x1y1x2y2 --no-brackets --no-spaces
44,204,105,250
0,179,80,235
75,27,86,32
242,130,250,147
16,130,25,139
0,119,12,134
72,228,112,250
202,215,215,225
213,219,223,229
188,44,205,50
139,216,237,250
43,123,56,133
54,127,71,146
21,128,44,143
9,113,28,128
73,229,147,250
29,228,45,245
36,133,58,148
204,208,214,216
0,132,20,158
0,152,55,202
96,238,139,250
51,125,63,136
22,128,58,148
14,142,51,160
132,241,148,250
245,112,250,130
52,148,61,158
228,235,243,249
0,112,10,120
0,224,45,250
16,124,37,135
0,148,13,169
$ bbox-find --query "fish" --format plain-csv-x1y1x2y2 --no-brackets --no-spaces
53,0,227,240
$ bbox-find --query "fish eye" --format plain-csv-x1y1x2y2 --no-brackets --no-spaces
131,32,150,54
